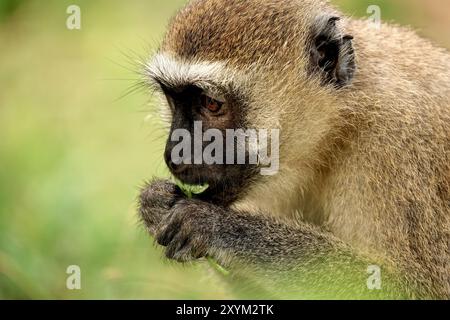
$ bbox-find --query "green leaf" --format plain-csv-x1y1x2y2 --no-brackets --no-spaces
207,257,230,277
172,177,209,198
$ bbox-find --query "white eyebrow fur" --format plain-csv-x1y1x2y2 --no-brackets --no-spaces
145,53,230,95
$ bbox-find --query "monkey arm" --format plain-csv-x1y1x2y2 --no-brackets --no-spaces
205,208,408,299
139,180,408,299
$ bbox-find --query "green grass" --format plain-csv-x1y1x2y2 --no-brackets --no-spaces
0,0,440,299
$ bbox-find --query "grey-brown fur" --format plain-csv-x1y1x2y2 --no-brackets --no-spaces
140,0,450,299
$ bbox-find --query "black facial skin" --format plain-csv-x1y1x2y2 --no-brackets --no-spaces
160,84,260,206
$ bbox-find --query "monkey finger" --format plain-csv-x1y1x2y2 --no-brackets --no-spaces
165,233,190,260
156,217,183,247
139,206,171,236
139,179,181,209
171,236,209,262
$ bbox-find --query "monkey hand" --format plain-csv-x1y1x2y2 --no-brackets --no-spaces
139,179,226,262
154,198,227,262
139,179,183,236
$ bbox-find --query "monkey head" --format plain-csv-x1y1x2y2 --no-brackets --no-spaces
145,0,356,205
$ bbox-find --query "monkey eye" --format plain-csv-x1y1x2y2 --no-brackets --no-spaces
200,94,224,113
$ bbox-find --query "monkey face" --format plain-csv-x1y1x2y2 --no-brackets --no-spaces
159,83,260,204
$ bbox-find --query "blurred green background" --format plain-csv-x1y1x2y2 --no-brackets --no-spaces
0,0,449,299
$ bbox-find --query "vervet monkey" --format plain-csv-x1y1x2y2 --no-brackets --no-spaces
139,0,450,299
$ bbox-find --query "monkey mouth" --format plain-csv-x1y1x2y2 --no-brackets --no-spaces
169,164,257,205
170,165,227,199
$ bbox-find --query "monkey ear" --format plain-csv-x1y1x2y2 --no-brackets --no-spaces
309,16,356,88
